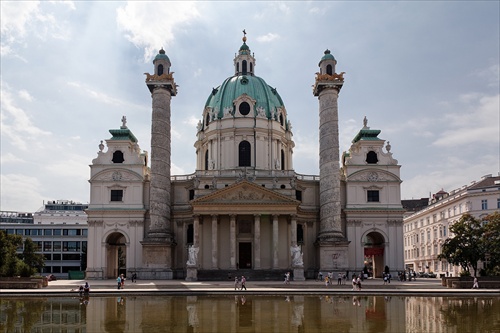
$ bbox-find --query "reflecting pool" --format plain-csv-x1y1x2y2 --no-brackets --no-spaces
1,295,499,333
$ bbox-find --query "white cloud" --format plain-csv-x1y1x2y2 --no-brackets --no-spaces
18,89,33,102
1,84,52,151
256,33,280,43
67,81,142,108
0,152,24,164
116,1,200,61
433,93,499,147
0,173,43,212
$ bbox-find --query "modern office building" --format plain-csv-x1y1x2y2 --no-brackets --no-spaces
85,33,405,280
403,174,500,277
0,200,88,279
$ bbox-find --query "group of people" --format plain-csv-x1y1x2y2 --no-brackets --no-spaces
234,275,247,290
351,274,362,291
116,273,137,289
319,272,348,286
78,282,90,297
383,272,392,285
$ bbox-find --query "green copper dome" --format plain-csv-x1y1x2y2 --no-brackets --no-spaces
319,49,336,65
204,74,285,119
153,48,170,63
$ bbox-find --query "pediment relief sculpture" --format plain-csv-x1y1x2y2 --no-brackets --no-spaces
93,170,142,182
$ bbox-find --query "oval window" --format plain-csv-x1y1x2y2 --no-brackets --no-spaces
239,102,250,116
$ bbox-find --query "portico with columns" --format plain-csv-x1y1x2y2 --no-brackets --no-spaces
188,181,301,272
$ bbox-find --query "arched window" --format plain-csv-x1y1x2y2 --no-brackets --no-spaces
280,150,285,170
204,150,209,170
366,151,378,164
326,64,333,75
112,150,124,163
237,63,239,73
239,102,250,116
250,62,253,73
205,113,210,126
239,141,251,167
242,60,247,75
158,64,164,76
279,114,284,126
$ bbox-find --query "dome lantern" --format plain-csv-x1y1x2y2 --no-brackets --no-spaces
234,30,256,76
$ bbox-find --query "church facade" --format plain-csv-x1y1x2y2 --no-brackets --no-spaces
85,34,404,280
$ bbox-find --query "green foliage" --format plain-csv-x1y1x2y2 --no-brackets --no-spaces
22,238,44,275
482,212,500,275
438,212,500,277
0,231,44,277
438,213,484,277
0,231,23,277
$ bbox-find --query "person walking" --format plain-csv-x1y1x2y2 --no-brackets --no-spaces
351,275,357,291
131,273,137,283
120,274,125,289
116,275,122,290
240,276,247,290
472,277,479,289
234,276,240,290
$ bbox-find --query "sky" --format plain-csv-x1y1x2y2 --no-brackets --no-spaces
1,1,499,213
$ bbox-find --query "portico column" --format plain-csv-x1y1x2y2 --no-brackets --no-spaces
273,214,279,268
193,215,200,247
211,214,218,269
230,214,236,269
290,215,297,246
254,214,261,269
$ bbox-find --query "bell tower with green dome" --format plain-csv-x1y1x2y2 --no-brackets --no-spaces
313,49,349,272
142,48,177,279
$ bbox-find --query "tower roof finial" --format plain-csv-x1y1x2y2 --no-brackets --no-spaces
242,29,247,43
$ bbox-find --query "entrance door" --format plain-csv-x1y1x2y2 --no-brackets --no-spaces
239,242,252,269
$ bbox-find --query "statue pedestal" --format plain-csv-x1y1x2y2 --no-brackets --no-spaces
186,266,198,281
293,267,305,281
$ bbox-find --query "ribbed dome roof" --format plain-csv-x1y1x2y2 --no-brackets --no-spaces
204,74,285,119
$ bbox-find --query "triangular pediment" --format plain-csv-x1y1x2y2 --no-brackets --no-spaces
192,180,299,205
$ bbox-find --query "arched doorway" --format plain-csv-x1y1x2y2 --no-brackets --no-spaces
106,232,126,279
363,232,385,278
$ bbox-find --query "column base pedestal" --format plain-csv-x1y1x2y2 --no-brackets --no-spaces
317,240,350,272
186,266,198,281
293,268,305,281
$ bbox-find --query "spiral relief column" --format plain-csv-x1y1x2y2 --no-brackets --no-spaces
142,48,177,279
313,49,349,272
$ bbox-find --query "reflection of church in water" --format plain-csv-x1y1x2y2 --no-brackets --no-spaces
85,33,404,280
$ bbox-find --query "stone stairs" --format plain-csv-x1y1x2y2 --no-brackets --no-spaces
197,269,290,281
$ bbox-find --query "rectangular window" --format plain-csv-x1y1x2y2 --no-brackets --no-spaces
427,230,431,241
63,241,80,252
63,254,81,261
34,241,42,251
53,253,61,260
53,229,62,236
44,253,52,261
53,241,61,252
367,190,379,202
44,229,52,236
82,229,88,236
481,199,488,210
434,262,438,272
443,226,447,237
111,189,123,202
44,242,52,252
63,229,80,236
6,229,14,235
52,266,61,273
497,198,500,209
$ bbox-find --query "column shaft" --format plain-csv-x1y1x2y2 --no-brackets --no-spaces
211,215,218,269
149,87,172,239
254,214,261,269
273,215,279,268
230,215,236,269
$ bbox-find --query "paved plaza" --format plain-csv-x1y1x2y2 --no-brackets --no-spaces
2,278,499,296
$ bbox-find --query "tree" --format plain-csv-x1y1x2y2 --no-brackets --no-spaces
0,231,23,277
22,238,45,276
438,214,484,277
482,212,500,275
